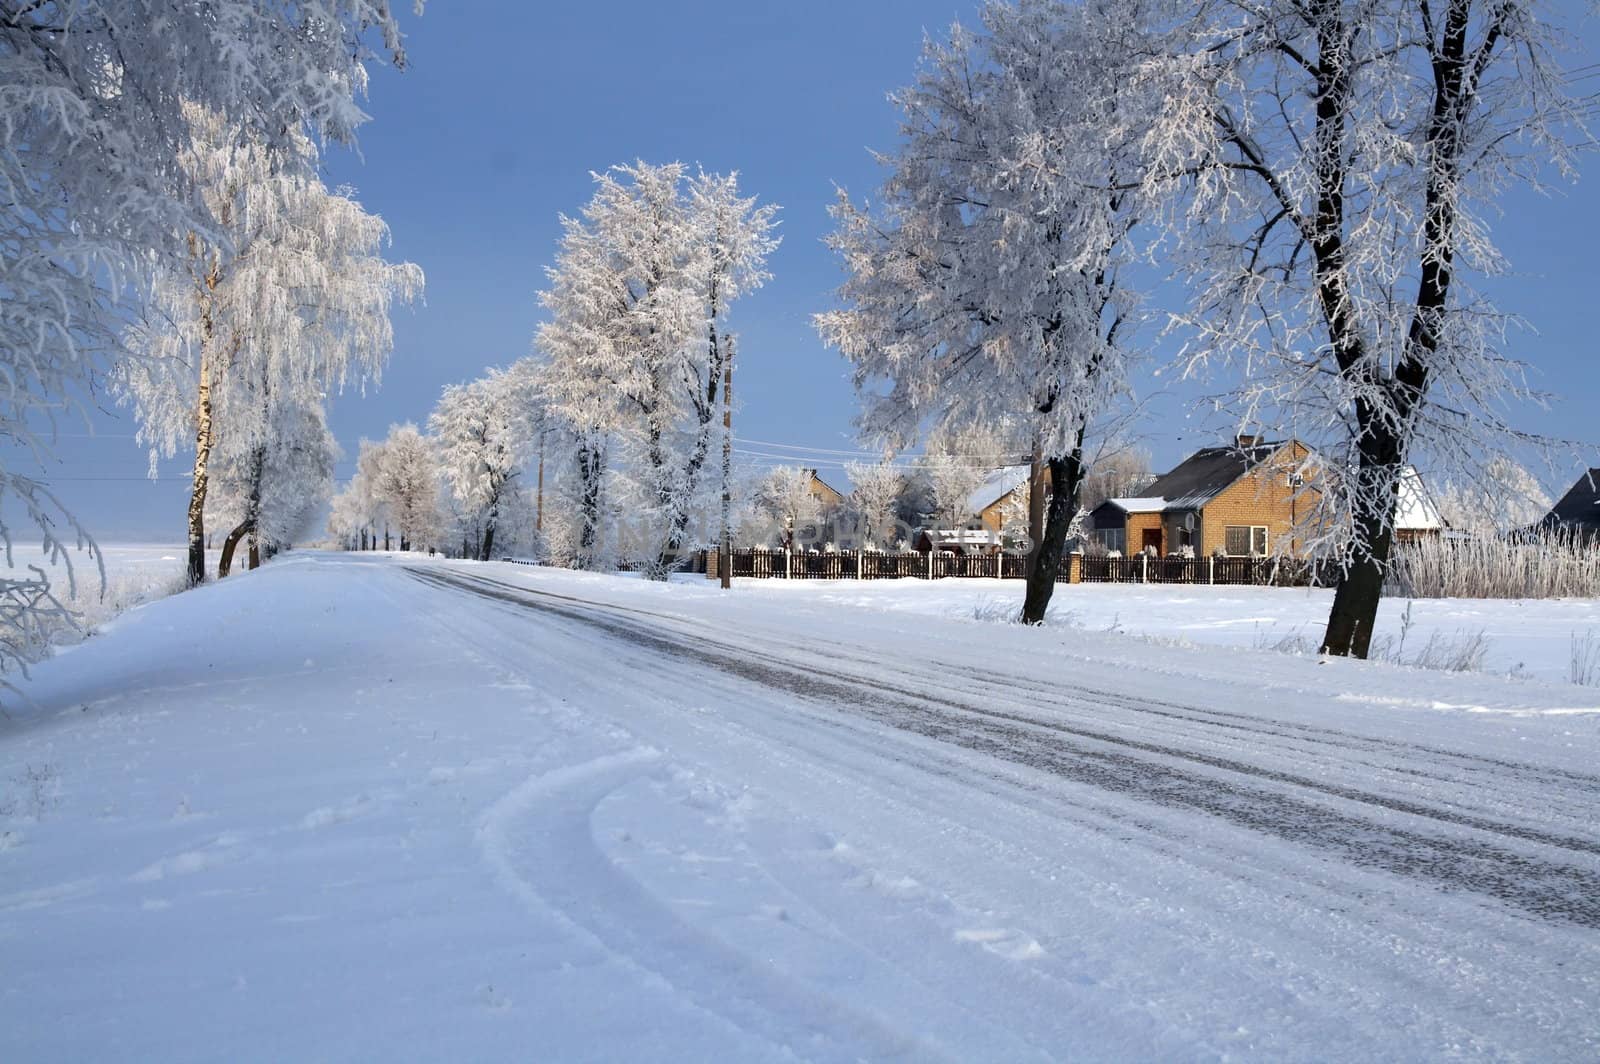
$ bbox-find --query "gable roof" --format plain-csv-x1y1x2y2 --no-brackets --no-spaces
1544,468,1600,529
1396,467,1444,531
968,465,1031,516
806,469,845,503
1139,440,1289,510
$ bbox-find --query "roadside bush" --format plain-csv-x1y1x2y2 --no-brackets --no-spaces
1386,531,1600,600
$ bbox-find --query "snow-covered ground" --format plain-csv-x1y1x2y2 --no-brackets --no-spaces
2,552,1597,1060
713,575,1600,685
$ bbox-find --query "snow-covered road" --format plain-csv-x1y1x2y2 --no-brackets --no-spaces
3,553,1598,1060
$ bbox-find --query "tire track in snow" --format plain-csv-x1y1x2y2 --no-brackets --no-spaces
414,566,1600,929
474,747,965,1062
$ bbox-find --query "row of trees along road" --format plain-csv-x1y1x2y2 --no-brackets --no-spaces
1,0,421,673
817,0,1587,656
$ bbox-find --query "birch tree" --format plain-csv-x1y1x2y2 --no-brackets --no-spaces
209,397,339,574
1,0,415,664
816,0,1148,623
844,460,907,548
120,106,422,586
1137,0,1587,656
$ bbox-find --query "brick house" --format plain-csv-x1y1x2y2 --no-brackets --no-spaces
969,466,1032,534
1087,436,1443,557
1087,437,1314,557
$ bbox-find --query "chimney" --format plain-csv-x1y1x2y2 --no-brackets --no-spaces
1235,434,1262,449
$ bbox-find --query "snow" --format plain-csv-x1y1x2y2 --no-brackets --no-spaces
1105,495,1167,512
725,575,1599,686
2,552,1598,1060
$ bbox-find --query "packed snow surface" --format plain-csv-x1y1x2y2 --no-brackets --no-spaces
3,553,1598,1060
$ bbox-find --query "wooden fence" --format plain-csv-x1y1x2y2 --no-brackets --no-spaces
706,548,1327,587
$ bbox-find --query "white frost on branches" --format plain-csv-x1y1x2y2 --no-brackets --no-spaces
533,162,778,575
1,0,417,665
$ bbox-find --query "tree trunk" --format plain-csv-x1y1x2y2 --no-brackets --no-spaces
248,534,260,570
577,439,605,569
1024,434,1045,580
218,520,253,578
186,333,215,588
1021,451,1085,625
480,523,496,562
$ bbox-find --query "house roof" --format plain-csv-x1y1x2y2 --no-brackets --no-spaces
1396,467,1444,531
807,470,844,502
1139,441,1288,510
968,465,1031,515
1104,496,1167,514
1543,468,1600,529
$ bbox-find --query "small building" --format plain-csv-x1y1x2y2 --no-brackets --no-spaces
968,465,1033,533
804,468,846,510
915,528,1003,555
1394,468,1446,543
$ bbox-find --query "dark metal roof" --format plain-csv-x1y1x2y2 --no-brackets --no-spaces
1544,468,1600,529
1140,442,1287,510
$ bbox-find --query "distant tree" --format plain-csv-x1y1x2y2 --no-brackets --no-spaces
373,424,442,552
1080,446,1155,513
534,163,778,576
818,0,1147,623
430,372,521,562
1433,458,1553,536
753,467,825,548
845,461,907,548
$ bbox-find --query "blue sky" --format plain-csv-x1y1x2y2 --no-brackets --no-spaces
33,0,1600,541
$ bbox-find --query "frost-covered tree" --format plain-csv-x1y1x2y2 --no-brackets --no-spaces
1080,445,1154,512
120,106,422,586
1433,458,1553,536
752,466,825,549
430,372,521,562
1136,0,1586,656
1,0,415,663
330,438,391,551
209,396,339,575
817,0,1147,623
845,461,907,548
372,423,440,552
534,162,777,576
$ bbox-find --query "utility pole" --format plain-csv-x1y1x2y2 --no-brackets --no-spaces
536,428,546,535
720,335,734,590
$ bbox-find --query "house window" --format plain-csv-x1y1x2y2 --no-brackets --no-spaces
1224,525,1268,556
1095,528,1126,553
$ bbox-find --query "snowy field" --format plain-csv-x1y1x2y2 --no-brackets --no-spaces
2,552,1598,1060
9,543,204,633
712,576,1600,686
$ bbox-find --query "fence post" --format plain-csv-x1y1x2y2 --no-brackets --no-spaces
1069,551,1082,584
785,549,792,580
1142,553,1149,583
857,550,864,580
1208,556,1214,585
926,552,933,580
